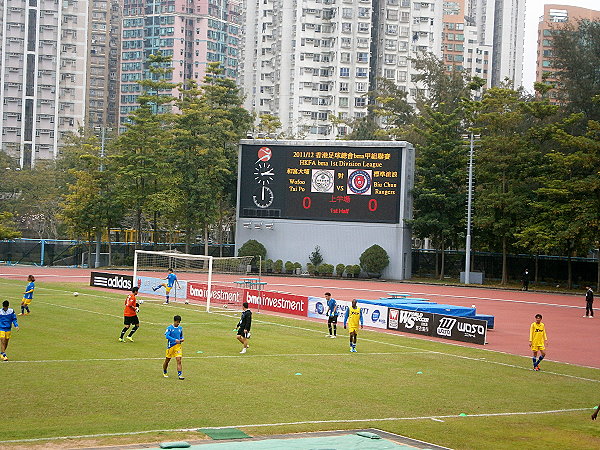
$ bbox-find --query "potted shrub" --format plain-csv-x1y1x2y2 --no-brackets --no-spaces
352,264,361,278
273,259,283,274
265,259,273,273
336,264,346,277
284,261,294,274
359,244,389,278
345,264,354,278
293,262,302,275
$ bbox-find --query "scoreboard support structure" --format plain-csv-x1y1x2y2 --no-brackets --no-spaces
235,140,414,281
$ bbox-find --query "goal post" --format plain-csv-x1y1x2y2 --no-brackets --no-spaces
133,250,258,312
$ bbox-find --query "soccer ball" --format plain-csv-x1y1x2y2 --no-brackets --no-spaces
73,292,79,297
223,304,228,309
138,300,144,304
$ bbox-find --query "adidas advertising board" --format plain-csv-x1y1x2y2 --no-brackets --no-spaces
308,297,388,329
90,272,134,291
387,308,487,345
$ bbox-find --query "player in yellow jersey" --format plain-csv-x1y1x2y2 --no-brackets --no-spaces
343,299,363,352
529,313,547,371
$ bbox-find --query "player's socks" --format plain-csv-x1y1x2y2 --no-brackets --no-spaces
21,306,25,314
128,325,139,337
537,355,545,366
120,328,128,339
532,357,537,367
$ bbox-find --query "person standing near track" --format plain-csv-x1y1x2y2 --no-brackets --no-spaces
119,287,140,342
0,300,19,361
324,292,338,338
592,403,599,420
344,299,363,352
521,269,530,291
236,302,252,354
18,275,35,316
529,313,547,371
584,286,594,318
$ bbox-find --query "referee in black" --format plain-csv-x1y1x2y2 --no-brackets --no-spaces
237,302,252,354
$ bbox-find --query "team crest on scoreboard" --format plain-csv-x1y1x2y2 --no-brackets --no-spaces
347,169,372,195
311,169,335,193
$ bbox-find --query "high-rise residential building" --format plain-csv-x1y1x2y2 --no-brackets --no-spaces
242,0,442,139
0,0,89,167
443,0,492,89
86,0,121,129
118,0,242,130
0,0,121,167
466,0,524,88
536,4,600,101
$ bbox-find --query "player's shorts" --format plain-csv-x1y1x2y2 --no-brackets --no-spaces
22,297,32,305
165,286,173,294
124,315,139,326
237,329,251,338
0,330,11,339
531,345,545,352
166,343,182,358
348,325,359,334
328,315,338,323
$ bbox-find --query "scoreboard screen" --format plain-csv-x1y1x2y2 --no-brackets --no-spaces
239,143,403,224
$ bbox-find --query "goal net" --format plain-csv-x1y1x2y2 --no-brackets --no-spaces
133,250,258,312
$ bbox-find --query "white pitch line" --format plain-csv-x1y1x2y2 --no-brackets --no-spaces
4,351,423,364
266,281,582,309
0,407,591,444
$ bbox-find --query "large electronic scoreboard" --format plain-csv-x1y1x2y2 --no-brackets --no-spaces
239,142,403,224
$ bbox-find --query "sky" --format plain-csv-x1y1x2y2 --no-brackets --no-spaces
523,0,600,91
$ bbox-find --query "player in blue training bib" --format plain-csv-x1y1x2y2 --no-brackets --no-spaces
153,268,181,304
163,315,185,379
19,275,35,316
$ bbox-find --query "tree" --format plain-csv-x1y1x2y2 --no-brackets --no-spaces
472,85,544,284
518,114,600,289
113,52,178,247
0,212,20,240
256,114,282,138
172,63,253,253
551,19,600,121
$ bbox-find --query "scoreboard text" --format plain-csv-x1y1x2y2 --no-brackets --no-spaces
239,143,402,223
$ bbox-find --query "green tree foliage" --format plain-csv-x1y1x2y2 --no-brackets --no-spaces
518,114,600,288
172,63,252,252
238,239,267,259
359,244,390,275
472,85,544,284
256,114,282,138
113,52,178,246
409,54,471,278
550,19,600,120
0,212,20,239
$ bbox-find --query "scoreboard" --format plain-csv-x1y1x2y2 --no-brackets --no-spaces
238,142,403,224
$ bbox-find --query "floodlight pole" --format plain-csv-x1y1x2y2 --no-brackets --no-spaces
464,133,475,284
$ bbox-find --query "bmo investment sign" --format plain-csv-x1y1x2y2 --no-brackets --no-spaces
388,308,487,345
90,272,133,291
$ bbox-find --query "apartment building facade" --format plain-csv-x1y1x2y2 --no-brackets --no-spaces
536,4,600,102
0,0,89,167
242,0,442,139
242,0,524,140
118,0,242,129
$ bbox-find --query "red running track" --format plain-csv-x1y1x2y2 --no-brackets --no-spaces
1,266,597,368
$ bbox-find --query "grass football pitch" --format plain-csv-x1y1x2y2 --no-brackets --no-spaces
1,279,599,449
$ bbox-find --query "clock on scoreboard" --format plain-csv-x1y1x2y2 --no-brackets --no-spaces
239,143,402,224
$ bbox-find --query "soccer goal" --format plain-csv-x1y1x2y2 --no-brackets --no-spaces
133,250,258,312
